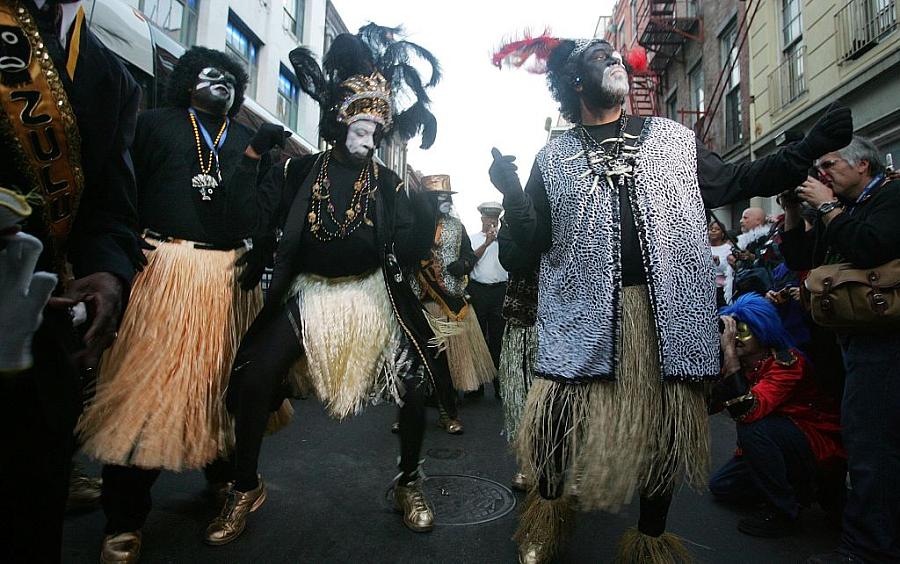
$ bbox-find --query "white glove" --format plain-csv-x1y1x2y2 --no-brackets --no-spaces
0,232,58,373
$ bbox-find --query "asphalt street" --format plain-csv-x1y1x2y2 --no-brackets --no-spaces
62,391,838,563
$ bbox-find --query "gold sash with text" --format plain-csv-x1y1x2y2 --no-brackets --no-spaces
0,0,86,272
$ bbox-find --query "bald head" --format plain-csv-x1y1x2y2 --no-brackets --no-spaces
739,207,766,233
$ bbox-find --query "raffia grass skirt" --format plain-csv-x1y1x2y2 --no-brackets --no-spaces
515,285,709,512
499,323,538,441
423,301,496,392
288,269,406,420
77,240,266,471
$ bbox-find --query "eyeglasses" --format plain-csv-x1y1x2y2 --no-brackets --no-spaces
817,158,843,171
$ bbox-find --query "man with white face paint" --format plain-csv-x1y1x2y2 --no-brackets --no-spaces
206,25,445,546
75,47,291,563
492,32,854,562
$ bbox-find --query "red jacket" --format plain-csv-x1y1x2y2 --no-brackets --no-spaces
742,350,845,462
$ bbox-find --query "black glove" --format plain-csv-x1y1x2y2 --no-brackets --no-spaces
489,147,523,195
236,232,276,291
799,101,853,160
708,370,751,416
125,236,156,272
250,124,292,154
446,259,468,277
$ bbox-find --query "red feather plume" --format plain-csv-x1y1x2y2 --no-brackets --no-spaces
492,30,561,74
625,46,648,74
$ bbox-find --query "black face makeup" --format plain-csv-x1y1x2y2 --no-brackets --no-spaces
190,66,236,116
577,41,629,111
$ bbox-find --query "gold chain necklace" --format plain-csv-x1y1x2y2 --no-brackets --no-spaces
189,110,227,201
306,150,376,241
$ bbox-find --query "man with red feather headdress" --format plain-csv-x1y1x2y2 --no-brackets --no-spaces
490,33,853,563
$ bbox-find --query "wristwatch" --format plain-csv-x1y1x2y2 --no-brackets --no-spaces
817,200,843,216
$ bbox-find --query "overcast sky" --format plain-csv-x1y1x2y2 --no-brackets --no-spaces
332,0,615,233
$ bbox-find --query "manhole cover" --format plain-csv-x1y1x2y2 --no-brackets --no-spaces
385,474,516,526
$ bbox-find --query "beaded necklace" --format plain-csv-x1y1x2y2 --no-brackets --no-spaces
306,150,377,241
188,109,228,200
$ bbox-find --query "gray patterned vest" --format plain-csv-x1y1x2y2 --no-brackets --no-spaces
535,117,719,382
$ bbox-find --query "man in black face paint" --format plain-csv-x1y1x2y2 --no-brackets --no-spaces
74,46,290,563
405,175,494,435
491,34,854,562
0,0,144,561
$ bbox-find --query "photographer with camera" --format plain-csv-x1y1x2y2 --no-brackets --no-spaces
780,136,900,563
710,294,844,539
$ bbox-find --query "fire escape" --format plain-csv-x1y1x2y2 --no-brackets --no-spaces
630,1,703,120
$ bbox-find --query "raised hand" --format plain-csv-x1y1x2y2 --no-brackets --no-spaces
489,147,523,195
250,123,292,155
801,101,853,159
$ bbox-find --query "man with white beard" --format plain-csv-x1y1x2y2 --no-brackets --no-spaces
490,35,853,563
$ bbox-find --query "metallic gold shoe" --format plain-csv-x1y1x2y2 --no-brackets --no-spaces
518,541,550,564
205,480,234,505
439,415,464,435
204,478,267,546
67,465,102,512
100,531,141,564
394,481,434,532
511,472,530,492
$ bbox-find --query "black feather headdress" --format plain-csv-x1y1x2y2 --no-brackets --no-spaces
288,23,441,149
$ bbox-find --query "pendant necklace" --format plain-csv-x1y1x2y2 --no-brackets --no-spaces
189,108,229,201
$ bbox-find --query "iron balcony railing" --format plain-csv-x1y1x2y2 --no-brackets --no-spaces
769,44,807,110
835,0,897,62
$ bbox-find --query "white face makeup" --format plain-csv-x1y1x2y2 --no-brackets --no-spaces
192,66,236,115
345,119,377,160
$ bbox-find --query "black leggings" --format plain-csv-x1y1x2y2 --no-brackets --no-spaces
534,392,674,537
229,300,427,491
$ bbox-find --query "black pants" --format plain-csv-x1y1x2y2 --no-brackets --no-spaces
838,331,900,562
533,390,673,537
101,458,232,534
709,415,816,519
0,312,82,563
467,280,506,369
228,299,427,492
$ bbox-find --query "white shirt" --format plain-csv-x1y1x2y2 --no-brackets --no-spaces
33,0,81,47
469,231,508,284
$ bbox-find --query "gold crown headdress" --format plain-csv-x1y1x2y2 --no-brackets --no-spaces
337,72,393,129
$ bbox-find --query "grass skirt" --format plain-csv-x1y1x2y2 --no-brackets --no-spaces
77,240,263,471
423,301,496,392
288,270,408,419
499,323,538,441
516,285,709,512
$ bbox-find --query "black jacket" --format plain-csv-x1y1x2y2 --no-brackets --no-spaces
0,13,142,284
245,154,450,389
781,177,900,270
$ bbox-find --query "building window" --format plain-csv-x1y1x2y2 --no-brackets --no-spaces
226,15,260,98
835,0,898,62
688,61,705,130
277,66,299,130
770,0,806,108
137,0,198,46
720,20,742,147
666,90,678,123
283,0,305,39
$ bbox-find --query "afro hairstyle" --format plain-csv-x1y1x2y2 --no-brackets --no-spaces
166,46,249,118
718,293,797,351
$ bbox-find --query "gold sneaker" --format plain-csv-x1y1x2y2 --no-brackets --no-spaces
204,478,267,546
518,541,550,564
511,472,530,492
100,531,141,564
67,465,102,511
438,415,464,435
394,481,434,532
